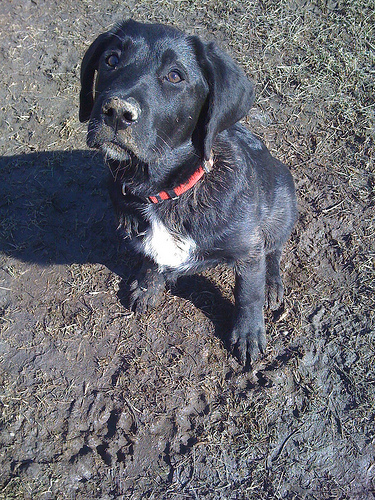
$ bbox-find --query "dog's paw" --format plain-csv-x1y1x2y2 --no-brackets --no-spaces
129,278,164,314
229,321,267,366
265,277,284,311
128,266,165,314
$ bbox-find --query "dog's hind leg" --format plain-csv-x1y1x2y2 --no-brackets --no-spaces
265,249,284,311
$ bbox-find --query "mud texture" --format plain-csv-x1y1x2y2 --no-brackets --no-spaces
0,1,374,499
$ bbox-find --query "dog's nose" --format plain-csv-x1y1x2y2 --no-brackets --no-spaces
102,97,140,130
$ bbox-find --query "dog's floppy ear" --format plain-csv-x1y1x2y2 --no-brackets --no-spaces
79,31,115,123
192,38,255,160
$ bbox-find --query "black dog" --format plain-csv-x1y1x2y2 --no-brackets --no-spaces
79,20,297,364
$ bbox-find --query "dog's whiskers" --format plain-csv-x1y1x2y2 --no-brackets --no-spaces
156,130,173,149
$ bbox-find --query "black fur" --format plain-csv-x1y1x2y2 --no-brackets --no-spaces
80,19,297,365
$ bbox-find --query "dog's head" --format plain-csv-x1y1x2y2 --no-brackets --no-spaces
80,20,255,167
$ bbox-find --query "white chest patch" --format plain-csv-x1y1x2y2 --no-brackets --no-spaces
142,218,196,270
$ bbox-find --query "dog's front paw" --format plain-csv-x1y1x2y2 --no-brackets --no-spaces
128,280,161,313
229,319,266,366
129,267,165,314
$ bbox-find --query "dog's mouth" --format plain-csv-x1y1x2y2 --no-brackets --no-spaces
87,119,138,162
101,140,132,162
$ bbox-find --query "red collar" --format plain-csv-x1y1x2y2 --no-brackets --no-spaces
122,158,214,204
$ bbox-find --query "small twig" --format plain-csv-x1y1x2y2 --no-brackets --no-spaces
267,423,306,470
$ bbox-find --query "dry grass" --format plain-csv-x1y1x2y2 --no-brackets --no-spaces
0,0,374,498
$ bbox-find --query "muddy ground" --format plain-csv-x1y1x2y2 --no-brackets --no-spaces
0,0,374,498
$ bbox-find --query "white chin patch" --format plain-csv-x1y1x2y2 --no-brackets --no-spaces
101,143,130,162
143,217,196,270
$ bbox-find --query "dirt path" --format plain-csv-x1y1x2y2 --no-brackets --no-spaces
1,1,374,498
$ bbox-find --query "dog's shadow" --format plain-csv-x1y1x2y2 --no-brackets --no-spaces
172,275,234,342
118,270,234,344
0,150,233,342
0,150,120,269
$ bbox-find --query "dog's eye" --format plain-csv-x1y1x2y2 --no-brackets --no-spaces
166,71,183,83
106,54,120,68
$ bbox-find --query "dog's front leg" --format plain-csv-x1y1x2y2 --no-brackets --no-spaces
129,258,165,314
230,255,267,365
